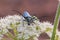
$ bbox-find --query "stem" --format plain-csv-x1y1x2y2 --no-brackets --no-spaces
55,35,59,40
51,2,60,40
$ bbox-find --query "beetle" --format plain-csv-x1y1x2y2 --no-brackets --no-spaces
12,10,36,25
23,11,34,25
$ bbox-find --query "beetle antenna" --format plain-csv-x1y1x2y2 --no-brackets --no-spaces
12,10,22,15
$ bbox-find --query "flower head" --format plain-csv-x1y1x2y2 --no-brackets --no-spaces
0,15,59,40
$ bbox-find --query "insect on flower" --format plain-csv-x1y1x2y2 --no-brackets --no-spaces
23,11,35,25
12,10,36,25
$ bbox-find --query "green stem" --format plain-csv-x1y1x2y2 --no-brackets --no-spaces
55,35,59,40
51,2,60,40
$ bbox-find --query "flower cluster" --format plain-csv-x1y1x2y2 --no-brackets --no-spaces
0,15,60,40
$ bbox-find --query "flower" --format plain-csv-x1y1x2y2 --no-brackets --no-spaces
0,15,41,40
0,34,3,40
0,15,60,40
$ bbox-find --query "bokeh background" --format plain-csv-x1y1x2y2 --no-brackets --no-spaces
0,0,59,40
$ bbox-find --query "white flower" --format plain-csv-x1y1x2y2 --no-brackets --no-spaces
33,37,38,40
37,22,54,38
0,15,60,40
0,34,3,40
